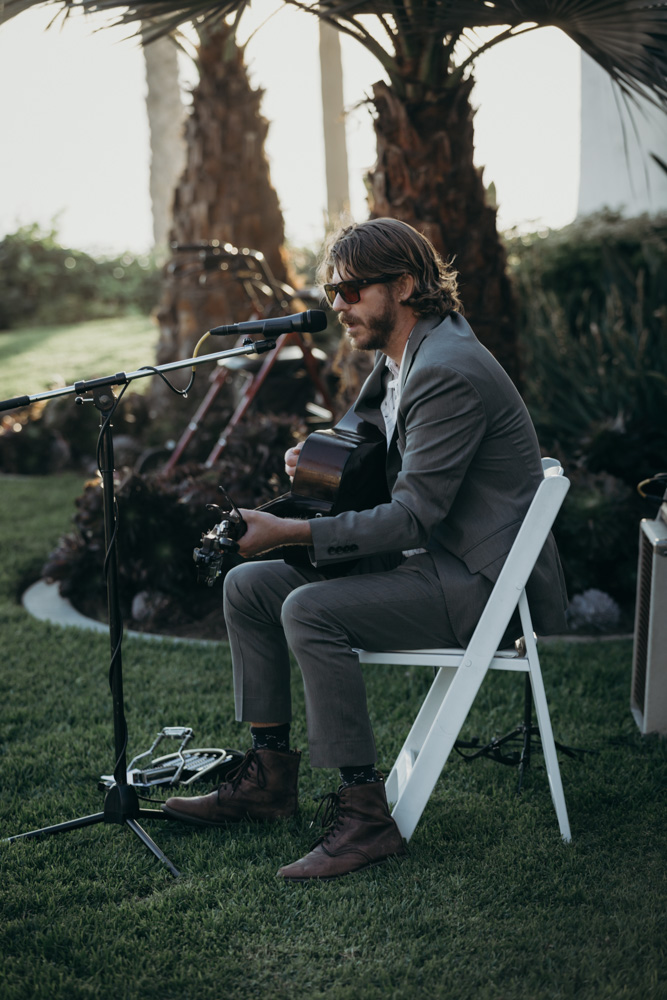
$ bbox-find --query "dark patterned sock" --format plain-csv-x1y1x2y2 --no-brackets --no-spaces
339,764,379,787
250,723,291,754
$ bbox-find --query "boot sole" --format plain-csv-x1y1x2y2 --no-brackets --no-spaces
278,852,405,882
161,804,295,826
161,804,242,826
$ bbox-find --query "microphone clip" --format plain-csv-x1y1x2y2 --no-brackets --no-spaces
250,338,277,355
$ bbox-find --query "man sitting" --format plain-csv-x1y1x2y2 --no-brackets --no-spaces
164,218,567,880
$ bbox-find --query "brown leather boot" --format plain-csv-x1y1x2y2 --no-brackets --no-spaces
162,747,300,826
277,778,406,881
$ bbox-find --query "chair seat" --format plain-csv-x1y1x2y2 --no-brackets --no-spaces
357,647,529,671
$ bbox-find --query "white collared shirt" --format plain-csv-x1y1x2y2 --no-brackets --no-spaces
379,337,426,558
379,329,414,447
380,354,403,449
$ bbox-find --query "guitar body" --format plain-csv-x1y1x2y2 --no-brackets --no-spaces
258,409,389,570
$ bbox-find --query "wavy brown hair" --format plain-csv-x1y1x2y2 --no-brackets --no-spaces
318,218,462,318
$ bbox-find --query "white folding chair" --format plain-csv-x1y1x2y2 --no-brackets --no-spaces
357,459,571,843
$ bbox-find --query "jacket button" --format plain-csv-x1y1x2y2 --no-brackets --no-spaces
327,546,336,555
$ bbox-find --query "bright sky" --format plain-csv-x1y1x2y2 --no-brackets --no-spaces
0,3,581,257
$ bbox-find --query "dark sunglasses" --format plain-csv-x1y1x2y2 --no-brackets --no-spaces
323,274,396,306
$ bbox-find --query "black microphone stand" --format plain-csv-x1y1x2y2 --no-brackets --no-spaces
454,674,587,794
2,337,277,878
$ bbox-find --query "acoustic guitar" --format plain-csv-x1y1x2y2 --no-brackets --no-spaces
258,407,390,570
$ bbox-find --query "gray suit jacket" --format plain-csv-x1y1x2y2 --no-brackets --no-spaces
309,313,567,643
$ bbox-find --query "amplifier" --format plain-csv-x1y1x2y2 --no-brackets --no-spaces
631,517,667,735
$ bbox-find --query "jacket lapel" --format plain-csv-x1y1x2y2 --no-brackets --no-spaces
399,316,439,392
351,317,441,486
352,353,387,433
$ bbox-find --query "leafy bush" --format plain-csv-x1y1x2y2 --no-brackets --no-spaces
42,411,305,637
506,211,667,610
0,392,151,475
0,223,161,329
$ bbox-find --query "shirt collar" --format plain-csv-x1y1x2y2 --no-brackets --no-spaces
384,354,401,380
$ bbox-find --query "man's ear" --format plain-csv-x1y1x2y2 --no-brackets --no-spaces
397,273,415,305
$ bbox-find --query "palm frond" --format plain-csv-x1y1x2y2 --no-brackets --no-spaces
2,0,666,109
311,0,667,106
0,0,48,22
0,1,239,34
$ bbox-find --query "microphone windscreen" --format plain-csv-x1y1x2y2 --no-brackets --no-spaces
303,309,328,333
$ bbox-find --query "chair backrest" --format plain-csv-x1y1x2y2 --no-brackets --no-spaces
542,456,563,477
459,460,569,668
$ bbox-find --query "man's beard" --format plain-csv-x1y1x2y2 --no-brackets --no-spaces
342,291,398,352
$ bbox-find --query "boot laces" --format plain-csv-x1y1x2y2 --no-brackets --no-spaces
309,789,345,846
217,748,267,801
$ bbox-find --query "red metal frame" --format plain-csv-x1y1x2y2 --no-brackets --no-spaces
162,241,333,472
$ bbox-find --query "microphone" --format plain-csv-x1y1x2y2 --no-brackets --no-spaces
209,309,328,337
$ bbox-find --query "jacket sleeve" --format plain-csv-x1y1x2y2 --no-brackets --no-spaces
309,363,487,566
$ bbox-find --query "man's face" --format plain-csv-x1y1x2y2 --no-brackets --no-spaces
330,267,400,353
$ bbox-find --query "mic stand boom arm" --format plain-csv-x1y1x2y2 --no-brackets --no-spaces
0,337,278,413
1,337,277,878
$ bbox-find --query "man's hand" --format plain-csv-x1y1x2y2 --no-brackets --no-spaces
237,509,312,559
284,441,305,482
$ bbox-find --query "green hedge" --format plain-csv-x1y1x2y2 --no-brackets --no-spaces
0,223,161,329
506,210,667,611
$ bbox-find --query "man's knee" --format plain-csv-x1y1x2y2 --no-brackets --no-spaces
281,585,331,646
223,562,280,625
224,560,310,629
223,562,256,611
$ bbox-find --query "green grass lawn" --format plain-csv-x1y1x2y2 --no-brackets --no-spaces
0,316,159,399
0,473,665,1000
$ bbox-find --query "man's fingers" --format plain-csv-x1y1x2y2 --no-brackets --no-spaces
284,440,305,481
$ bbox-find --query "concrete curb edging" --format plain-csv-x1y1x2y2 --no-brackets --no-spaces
22,580,220,646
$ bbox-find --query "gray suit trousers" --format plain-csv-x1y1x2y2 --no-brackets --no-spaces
223,553,461,768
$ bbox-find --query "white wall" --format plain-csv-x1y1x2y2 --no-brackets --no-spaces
578,52,667,217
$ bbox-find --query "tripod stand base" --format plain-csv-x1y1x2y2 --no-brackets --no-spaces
454,674,587,794
4,787,181,878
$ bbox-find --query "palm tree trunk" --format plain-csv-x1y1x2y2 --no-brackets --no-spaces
143,32,186,250
152,23,291,416
319,20,350,225
367,78,519,385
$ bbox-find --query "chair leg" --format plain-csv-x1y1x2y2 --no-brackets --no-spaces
521,631,572,843
385,665,456,805
516,674,533,794
390,663,490,842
